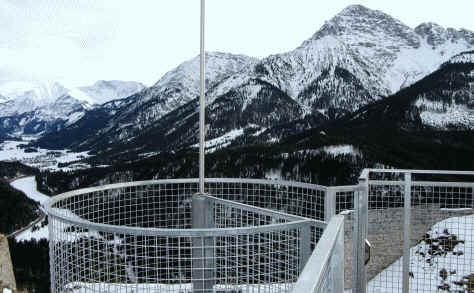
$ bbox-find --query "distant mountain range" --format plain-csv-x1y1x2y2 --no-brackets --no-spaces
0,80,145,135
1,5,472,161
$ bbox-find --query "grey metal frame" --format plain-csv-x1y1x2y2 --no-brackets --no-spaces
291,215,345,293
45,178,331,293
350,169,474,293
45,169,473,292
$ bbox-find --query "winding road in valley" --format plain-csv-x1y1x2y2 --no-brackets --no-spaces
7,176,50,240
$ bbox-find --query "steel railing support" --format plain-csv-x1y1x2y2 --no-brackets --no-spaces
332,219,345,293
402,172,412,293
192,194,215,293
299,223,312,272
352,173,368,293
325,188,337,222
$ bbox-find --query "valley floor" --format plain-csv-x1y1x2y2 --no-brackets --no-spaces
9,176,49,242
0,138,91,172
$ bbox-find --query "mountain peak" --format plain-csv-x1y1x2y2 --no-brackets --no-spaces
338,4,373,16
311,4,420,49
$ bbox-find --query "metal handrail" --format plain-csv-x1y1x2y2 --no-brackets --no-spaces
291,215,345,293
45,178,326,237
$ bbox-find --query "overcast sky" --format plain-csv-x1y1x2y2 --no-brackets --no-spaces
1,0,473,87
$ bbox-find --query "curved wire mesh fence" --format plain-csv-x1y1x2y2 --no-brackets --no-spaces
45,179,328,293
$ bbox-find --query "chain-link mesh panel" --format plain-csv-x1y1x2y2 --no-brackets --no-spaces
47,179,326,293
364,173,474,293
206,180,326,221
408,183,473,292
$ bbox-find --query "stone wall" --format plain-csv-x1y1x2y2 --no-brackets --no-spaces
0,234,16,291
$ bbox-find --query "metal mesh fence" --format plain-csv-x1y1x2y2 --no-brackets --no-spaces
291,215,345,293
206,179,327,221
363,171,474,293
46,179,327,293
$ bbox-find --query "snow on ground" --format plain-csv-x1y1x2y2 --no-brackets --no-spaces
65,282,293,293
10,176,51,241
265,169,282,180
0,139,92,171
364,214,474,292
415,98,474,130
10,176,49,204
192,129,244,153
14,219,49,242
10,175,110,242
298,145,361,157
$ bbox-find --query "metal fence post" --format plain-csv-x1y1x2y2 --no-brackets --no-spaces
402,173,412,293
192,194,215,293
332,220,345,293
325,188,337,222
299,223,312,272
49,217,56,293
352,171,368,293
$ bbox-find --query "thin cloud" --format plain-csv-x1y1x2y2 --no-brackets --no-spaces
0,0,472,87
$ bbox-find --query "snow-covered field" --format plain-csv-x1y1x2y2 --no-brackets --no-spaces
192,129,244,153
10,176,50,241
10,176,49,204
10,176,103,242
298,144,362,157
366,214,474,292
0,139,91,171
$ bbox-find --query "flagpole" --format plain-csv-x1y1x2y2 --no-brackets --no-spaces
199,0,206,194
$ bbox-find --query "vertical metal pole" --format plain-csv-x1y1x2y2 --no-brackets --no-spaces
332,221,345,293
352,175,368,293
325,188,337,222
192,195,215,293
299,223,312,272
199,0,206,194
402,173,412,293
49,218,56,293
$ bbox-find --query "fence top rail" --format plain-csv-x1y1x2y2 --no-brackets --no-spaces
361,169,474,176
291,215,345,293
44,179,325,237
206,195,326,228
368,180,474,187
47,204,315,237
45,178,329,210
328,185,359,192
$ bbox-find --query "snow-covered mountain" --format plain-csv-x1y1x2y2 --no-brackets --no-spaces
78,80,145,105
339,50,473,132
0,81,69,116
0,94,93,135
0,80,145,136
35,5,473,154
312,5,473,93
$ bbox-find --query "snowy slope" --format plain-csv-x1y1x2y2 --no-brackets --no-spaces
78,80,145,105
110,52,258,130
366,214,474,292
413,51,474,130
